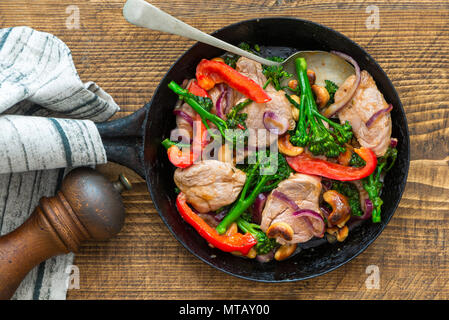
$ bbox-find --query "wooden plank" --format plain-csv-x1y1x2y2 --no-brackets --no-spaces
0,0,447,299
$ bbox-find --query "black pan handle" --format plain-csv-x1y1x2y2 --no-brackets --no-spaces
95,106,148,178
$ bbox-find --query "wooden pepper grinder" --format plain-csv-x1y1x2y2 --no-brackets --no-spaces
0,167,132,299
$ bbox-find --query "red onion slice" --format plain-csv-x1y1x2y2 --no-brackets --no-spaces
390,137,398,148
263,111,289,135
293,209,326,238
364,198,374,218
215,92,225,119
366,104,393,128
212,208,229,222
320,205,332,219
350,198,373,222
322,51,361,118
272,190,300,211
225,86,233,114
256,250,275,263
250,192,268,225
215,84,231,120
173,109,194,126
216,88,227,119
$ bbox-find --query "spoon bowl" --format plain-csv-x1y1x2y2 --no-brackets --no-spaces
281,51,355,87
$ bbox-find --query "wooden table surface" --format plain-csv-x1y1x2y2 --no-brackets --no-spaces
1,0,448,300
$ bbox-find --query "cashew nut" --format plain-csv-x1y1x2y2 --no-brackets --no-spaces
225,222,238,236
274,243,297,261
278,134,303,157
289,94,300,122
326,232,337,244
326,225,349,242
337,144,354,166
211,57,225,63
267,222,294,242
226,223,258,258
290,94,300,105
231,246,257,259
288,79,298,91
323,190,351,227
338,225,349,241
307,69,316,85
291,105,299,122
312,84,330,108
246,247,257,259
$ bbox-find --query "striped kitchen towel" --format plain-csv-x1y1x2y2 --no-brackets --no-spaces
0,26,120,299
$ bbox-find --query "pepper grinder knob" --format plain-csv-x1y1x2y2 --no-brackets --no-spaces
0,167,131,299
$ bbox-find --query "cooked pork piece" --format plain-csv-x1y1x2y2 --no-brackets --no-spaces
260,173,322,245
234,57,295,147
174,101,196,138
235,56,268,89
174,160,246,213
336,70,392,157
174,80,196,139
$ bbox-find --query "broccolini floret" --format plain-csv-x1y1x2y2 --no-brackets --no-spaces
288,58,353,158
332,181,363,216
349,152,366,167
236,217,278,255
325,79,339,105
363,146,398,222
216,151,292,234
262,56,292,91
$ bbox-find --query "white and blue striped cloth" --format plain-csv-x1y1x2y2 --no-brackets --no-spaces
0,27,120,299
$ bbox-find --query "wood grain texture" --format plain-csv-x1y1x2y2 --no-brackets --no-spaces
0,0,448,300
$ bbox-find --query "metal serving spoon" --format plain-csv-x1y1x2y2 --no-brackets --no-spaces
122,0,280,66
122,0,355,83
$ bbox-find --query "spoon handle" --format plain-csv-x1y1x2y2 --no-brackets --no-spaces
123,0,278,66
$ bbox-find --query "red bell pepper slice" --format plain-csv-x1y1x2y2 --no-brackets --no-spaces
286,147,378,181
187,80,210,98
196,59,271,104
167,145,197,168
236,123,246,130
166,114,208,168
176,192,257,255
